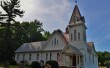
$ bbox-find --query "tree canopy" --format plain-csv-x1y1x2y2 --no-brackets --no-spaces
0,20,51,63
0,0,51,63
0,0,24,25
97,51,110,66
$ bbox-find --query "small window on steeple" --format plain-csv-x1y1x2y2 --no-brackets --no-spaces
78,32,80,40
74,16,78,23
74,30,77,40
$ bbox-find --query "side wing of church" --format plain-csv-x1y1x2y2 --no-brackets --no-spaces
15,5,98,68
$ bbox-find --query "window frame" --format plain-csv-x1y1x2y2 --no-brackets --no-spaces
74,30,77,41
29,54,31,60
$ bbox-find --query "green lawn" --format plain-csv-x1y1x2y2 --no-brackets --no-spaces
9,65,18,68
99,66,107,68
9,65,31,68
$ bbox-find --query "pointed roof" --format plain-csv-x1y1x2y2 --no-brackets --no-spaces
87,42,97,56
42,29,69,50
46,29,69,44
69,5,82,24
61,44,83,56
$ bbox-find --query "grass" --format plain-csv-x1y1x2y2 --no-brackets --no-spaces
99,66,107,68
0,65,31,68
9,65,18,68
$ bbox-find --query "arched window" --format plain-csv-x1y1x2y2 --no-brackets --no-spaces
74,16,78,23
23,54,25,60
17,54,19,60
54,38,56,45
57,53,60,61
74,30,77,40
50,53,52,60
78,32,80,40
52,41,53,46
71,33,73,41
83,30,86,42
29,54,31,60
46,53,48,60
37,54,39,60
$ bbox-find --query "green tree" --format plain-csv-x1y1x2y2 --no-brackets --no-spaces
43,31,51,40
12,22,29,49
12,20,49,50
0,0,24,63
97,51,110,66
0,27,14,62
0,0,24,26
21,20,45,42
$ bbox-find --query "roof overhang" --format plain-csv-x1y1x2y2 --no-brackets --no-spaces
61,44,83,56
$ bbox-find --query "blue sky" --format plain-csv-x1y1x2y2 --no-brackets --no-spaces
0,0,110,51
75,0,110,51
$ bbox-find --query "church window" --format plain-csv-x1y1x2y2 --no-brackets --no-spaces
78,32,80,40
37,54,39,60
54,38,56,45
71,33,73,41
74,30,77,40
17,54,19,60
57,40,58,45
46,53,48,60
57,53,60,61
50,53,52,60
23,54,25,60
74,16,77,23
52,41,53,45
83,30,86,42
29,54,31,60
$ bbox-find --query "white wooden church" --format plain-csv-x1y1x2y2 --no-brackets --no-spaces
15,4,98,68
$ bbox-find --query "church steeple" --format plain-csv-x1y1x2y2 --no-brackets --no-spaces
68,4,87,44
69,5,85,25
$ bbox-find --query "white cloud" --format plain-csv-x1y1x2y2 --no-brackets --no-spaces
16,0,72,32
0,0,73,32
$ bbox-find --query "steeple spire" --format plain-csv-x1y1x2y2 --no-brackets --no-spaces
69,4,82,24
75,0,77,4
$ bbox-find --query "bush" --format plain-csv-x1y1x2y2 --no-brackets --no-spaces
0,63,5,67
45,60,59,68
31,61,41,68
20,60,27,65
10,60,17,65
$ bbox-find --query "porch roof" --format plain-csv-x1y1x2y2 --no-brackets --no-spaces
61,44,83,56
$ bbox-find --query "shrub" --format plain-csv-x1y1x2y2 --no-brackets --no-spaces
31,61,41,68
10,60,17,65
45,60,59,68
20,60,27,65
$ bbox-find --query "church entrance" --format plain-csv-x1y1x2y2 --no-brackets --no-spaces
61,45,84,68
64,54,83,68
72,55,76,67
